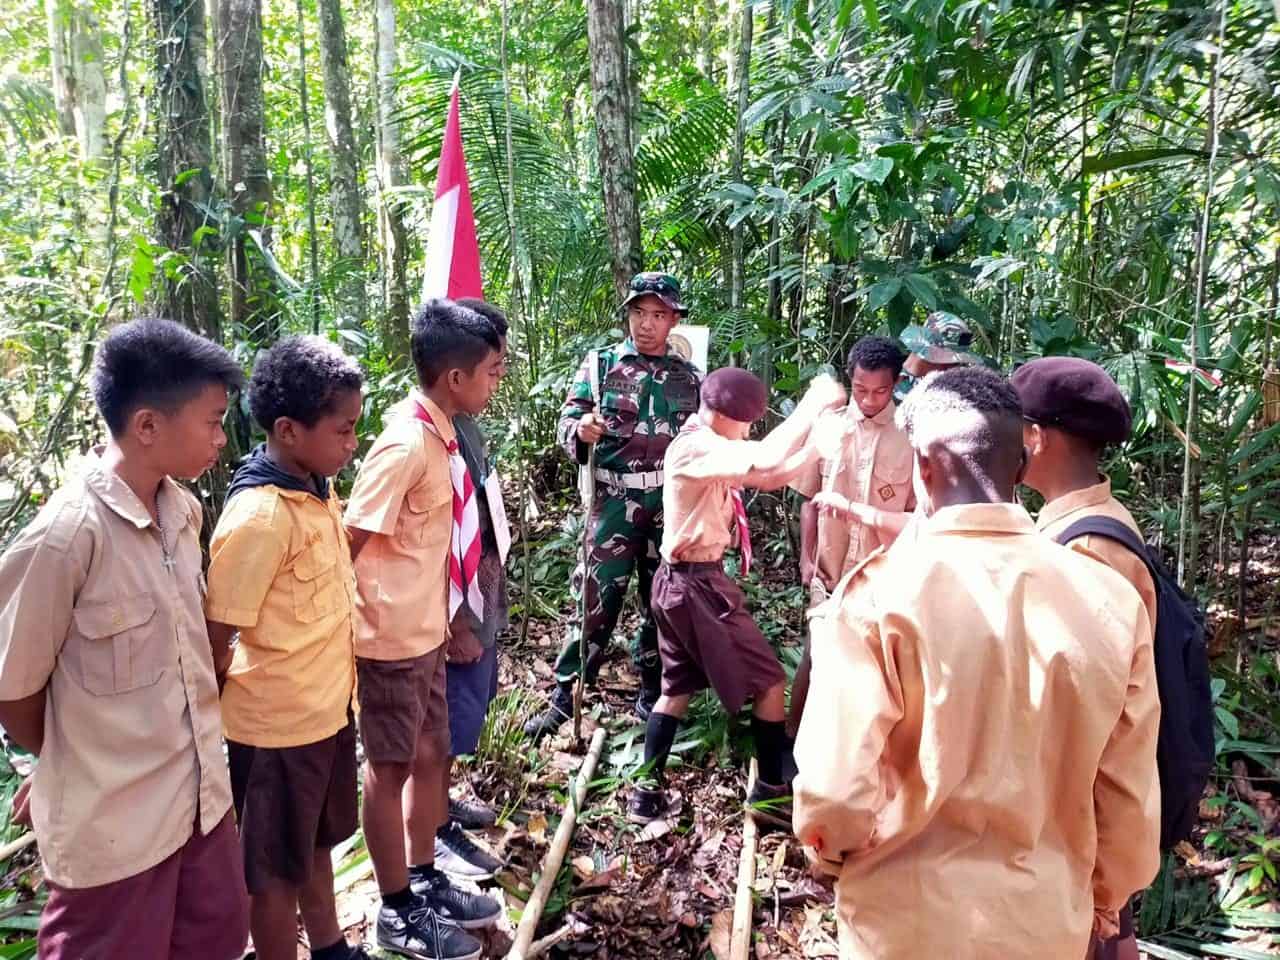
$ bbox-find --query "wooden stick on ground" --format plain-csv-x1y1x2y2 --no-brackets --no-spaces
730,757,760,960
0,832,35,864
507,726,607,960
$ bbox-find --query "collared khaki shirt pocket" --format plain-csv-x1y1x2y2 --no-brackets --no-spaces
871,446,913,506
291,537,342,624
396,477,452,547
69,594,163,695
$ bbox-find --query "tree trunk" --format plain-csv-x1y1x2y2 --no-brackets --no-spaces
218,0,278,342
373,0,411,355
316,0,366,329
47,0,107,159
728,0,751,363
152,0,222,339
586,0,642,301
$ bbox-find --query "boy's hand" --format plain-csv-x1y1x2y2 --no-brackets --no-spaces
447,621,484,664
576,413,606,445
800,374,847,415
12,776,32,828
813,491,863,522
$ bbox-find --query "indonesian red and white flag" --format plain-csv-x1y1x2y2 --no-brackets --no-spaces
422,77,484,301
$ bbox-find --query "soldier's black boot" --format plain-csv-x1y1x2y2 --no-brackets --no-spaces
524,680,575,742
636,661,662,722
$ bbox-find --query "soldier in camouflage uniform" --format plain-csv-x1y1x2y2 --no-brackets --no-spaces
525,272,701,740
894,311,985,404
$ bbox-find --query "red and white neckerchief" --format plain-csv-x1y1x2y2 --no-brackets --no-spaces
683,416,752,576
410,398,484,621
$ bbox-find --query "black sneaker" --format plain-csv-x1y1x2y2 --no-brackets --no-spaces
524,681,574,741
448,796,496,830
746,778,793,832
410,869,502,930
435,820,504,880
375,897,481,960
627,783,669,824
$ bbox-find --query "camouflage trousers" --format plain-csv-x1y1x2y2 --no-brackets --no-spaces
552,486,663,684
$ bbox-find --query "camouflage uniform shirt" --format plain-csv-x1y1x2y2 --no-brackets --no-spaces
556,338,701,473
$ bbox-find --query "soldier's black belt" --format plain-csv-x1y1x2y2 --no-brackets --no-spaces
594,468,664,490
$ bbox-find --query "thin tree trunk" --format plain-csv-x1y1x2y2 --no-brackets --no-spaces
373,0,411,354
586,0,642,301
728,0,752,364
1176,2,1225,588
316,0,366,328
47,0,107,159
295,0,321,335
219,0,278,342
152,0,222,339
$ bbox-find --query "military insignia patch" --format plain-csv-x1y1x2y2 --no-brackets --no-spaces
878,483,896,502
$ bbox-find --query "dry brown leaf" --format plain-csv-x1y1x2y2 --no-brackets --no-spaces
638,818,672,843
679,911,699,928
697,881,725,901
571,855,596,880
693,829,726,867
527,813,548,845
754,940,773,958
709,909,733,960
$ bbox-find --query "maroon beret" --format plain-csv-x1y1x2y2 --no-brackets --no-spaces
1011,356,1132,445
702,367,767,423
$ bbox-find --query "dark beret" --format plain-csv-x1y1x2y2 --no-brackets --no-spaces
1011,357,1132,445
702,367,767,424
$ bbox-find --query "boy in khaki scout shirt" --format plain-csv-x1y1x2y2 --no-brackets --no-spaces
204,337,369,960
794,367,1160,960
0,318,249,959
789,336,914,732
628,368,844,827
1012,356,1156,960
344,301,504,960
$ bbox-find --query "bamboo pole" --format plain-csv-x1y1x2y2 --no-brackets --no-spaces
0,832,36,864
729,757,760,960
506,726,607,960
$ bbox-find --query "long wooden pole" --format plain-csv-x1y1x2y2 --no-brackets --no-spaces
729,757,760,960
507,727,607,960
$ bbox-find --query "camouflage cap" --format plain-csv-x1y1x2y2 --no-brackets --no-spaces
900,311,983,366
621,272,688,315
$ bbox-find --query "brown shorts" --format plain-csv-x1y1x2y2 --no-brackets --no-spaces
39,813,248,960
651,561,786,714
228,719,359,895
356,645,450,765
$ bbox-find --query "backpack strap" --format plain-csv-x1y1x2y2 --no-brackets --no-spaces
1055,516,1159,586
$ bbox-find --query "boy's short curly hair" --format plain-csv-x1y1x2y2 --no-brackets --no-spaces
248,336,364,431
91,317,245,435
846,335,906,379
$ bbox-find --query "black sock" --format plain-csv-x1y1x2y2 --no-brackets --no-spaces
752,716,788,786
643,711,680,781
382,885,414,910
408,862,439,884
310,938,353,960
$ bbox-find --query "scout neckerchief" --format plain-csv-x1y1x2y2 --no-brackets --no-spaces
684,416,752,576
411,398,484,621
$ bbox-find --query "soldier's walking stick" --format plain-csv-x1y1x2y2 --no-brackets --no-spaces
573,441,594,744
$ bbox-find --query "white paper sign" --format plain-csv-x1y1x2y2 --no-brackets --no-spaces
485,469,512,564
667,324,710,373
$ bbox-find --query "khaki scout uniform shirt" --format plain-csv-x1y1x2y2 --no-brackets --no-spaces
791,402,913,594
659,419,763,564
1036,477,1158,635
0,454,232,888
207,484,356,748
794,503,1160,960
344,391,453,661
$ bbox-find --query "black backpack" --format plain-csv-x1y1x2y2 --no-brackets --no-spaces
1056,516,1214,850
